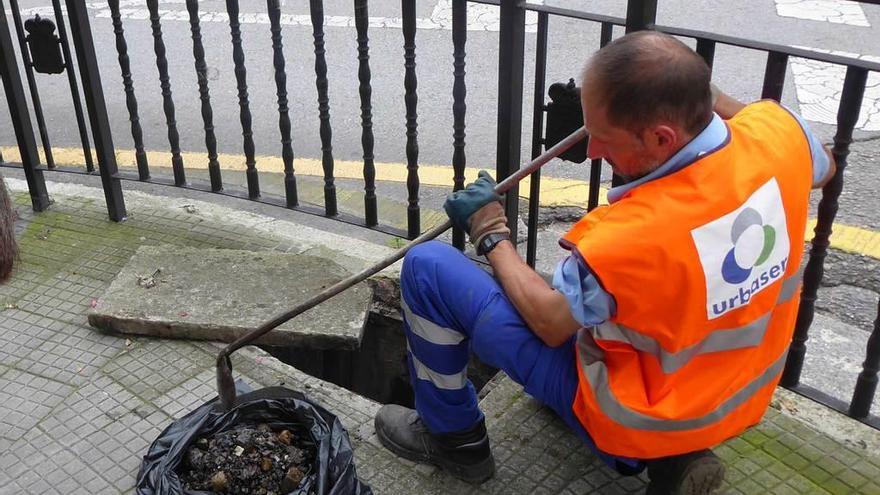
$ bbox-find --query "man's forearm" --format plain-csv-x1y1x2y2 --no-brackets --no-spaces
711,84,746,119
485,241,581,347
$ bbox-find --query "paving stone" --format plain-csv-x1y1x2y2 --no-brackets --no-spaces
0,368,72,443
101,338,215,401
34,373,170,493
14,272,106,325
14,321,123,386
0,309,60,368
150,369,219,420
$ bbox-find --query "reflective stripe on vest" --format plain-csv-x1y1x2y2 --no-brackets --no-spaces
577,332,789,432
590,272,802,374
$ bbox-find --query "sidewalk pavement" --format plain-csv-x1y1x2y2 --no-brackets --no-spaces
1,178,880,494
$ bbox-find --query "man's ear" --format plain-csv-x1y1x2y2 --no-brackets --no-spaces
653,125,678,149
644,124,679,157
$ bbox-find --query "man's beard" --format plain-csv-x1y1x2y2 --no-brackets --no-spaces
0,176,17,283
609,157,662,184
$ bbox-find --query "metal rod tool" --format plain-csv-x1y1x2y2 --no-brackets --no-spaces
216,127,589,409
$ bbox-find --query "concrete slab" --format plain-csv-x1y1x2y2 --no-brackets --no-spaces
87,245,372,349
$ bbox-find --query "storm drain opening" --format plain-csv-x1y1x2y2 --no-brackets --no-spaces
260,278,499,407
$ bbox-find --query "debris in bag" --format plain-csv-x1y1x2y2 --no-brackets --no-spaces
136,385,373,495
179,423,313,494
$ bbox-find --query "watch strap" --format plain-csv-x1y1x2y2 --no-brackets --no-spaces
476,232,510,256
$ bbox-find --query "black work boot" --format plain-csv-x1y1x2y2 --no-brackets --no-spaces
374,404,496,483
645,449,725,495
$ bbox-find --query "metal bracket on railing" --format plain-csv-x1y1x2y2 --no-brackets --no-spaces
24,15,64,74
544,78,587,163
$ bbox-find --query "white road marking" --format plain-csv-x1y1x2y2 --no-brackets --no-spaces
775,0,870,27
790,46,880,131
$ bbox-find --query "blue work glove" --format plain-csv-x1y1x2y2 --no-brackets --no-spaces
443,170,502,232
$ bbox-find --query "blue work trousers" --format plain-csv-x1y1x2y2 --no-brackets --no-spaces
399,241,642,473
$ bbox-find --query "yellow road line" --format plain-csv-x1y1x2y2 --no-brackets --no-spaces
3,146,878,259
807,219,880,260
0,146,606,206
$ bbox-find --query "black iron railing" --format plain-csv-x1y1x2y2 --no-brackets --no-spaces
0,0,878,430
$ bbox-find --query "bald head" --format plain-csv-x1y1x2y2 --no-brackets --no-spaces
582,31,712,136
0,176,16,283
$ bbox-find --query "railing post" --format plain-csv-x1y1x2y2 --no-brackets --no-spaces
64,0,126,221
111,0,150,181
310,0,337,217
496,0,526,241
54,0,95,173
781,66,868,387
451,0,467,250
147,0,186,187
402,0,420,239
0,0,49,211
625,0,657,33
850,298,880,419
761,51,789,102
588,23,614,211
355,0,376,226
614,0,657,189
696,38,716,70
526,11,549,268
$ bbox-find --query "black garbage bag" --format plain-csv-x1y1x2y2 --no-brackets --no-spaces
136,385,373,495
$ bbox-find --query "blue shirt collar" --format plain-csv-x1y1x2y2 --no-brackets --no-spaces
607,113,729,204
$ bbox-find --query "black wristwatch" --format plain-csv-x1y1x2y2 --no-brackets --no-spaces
476,233,510,256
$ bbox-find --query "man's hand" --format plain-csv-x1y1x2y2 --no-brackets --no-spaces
444,170,501,230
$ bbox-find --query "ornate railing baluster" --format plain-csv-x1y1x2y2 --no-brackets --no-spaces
309,0,337,216
226,0,259,198
267,0,296,206
781,67,868,387
451,0,467,250
402,0,419,239
146,0,185,186
761,51,789,102
526,11,549,268
187,0,222,192
850,298,880,419
355,0,376,225
109,0,148,180
9,0,54,168
696,38,715,70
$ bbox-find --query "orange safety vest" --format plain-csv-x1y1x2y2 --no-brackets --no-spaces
561,101,814,459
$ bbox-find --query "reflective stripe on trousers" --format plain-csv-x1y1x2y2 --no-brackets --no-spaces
402,298,469,391
400,298,467,390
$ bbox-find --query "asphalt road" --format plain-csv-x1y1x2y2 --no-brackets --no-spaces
2,0,880,174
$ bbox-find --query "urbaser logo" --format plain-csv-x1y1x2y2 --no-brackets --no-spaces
691,179,790,320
